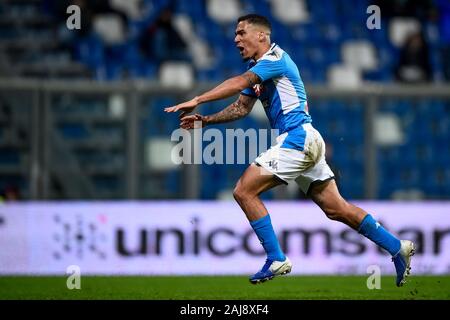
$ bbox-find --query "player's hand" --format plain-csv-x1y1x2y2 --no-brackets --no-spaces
180,113,207,130
164,97,199,118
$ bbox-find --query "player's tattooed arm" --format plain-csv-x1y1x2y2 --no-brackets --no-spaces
165,72,261,116
204,94,257,125
241,71,261,88
192,72,261,105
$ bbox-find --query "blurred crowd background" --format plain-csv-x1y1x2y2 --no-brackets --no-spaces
0,0,449,201
1,0,449,83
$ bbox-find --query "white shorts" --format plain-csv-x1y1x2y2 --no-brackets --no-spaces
254,123,335,194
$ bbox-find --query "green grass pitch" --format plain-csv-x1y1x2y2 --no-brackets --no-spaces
0,276,449,300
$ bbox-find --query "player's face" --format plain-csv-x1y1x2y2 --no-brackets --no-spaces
234,21,260,61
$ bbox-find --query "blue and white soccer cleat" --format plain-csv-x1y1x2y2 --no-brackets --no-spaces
249,257,292,284
392,240,415,287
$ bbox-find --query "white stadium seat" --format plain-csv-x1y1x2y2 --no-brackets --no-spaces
108,94,126,119
207,0,242,24
342,41,378,71
217,189,235,200
93,14,126,45
145,138,178,170
374,113,404,146
327,64,362,88
270,0,310,24
389,17,421,47
159,62,194,89
110,0,142,19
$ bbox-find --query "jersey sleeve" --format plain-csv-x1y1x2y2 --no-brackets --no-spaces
240,87,257,97
249,57,285,82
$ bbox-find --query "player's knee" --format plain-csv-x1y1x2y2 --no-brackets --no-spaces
233,184,254,204
232,185,246,204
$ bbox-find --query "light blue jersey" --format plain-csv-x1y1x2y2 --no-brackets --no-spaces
241,43,311,151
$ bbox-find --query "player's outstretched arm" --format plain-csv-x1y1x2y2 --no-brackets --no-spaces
180,94,257,130
204,94,257,124
164,71,260,116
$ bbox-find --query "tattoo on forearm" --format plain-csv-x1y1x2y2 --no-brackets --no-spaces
243,74,255,87
242,71,260,88
207,99,250,124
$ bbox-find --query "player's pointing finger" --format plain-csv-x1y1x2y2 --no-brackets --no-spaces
164,106,178,112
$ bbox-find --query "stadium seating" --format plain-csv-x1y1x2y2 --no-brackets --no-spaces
0,0,448,200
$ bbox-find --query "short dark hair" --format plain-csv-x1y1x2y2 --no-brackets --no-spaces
237,14,271,32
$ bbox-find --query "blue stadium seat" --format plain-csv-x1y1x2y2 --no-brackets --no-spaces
74,34,104,69
165,170,181,197
243,0,273,18
58,123,89,140
0,148,20,165
105,62,124,81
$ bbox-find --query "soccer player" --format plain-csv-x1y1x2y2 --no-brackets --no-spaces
165,14,415,286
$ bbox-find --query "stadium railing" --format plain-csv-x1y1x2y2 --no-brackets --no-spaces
0,79,448,200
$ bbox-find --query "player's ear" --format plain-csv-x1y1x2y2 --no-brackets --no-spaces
258,31,264,41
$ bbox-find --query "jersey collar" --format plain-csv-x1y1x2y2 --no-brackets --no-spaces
256,43,278,62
